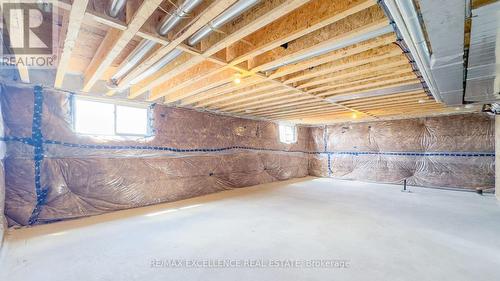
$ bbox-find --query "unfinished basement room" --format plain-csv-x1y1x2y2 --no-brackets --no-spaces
0,0,499,280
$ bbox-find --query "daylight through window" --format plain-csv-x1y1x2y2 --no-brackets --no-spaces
279,124,297,144
73,97,149,136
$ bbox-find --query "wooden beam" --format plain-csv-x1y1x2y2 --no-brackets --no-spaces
182,77,270,106
220,91,304,111
117,0,239,96
308,71,417,94
82,0,163,92
228,0,377,65
194,79,276,107
201,0,310,56
340,90,428,104
305,68,413,93
364,102,443,111
270,109,365,120
54,0,90,88
281,111,373,122
343,96,430,108
269,33,396,80
278,109,358,119
168,69,238,104
267,107,350,119
210,88,294,110
284,44,403,84
233,98,320,114
249,6,388,72
317,77,420,98
367,107,447,116
174,68,239,105
297,57,409,89
147,61,224,101
260,104,342,118
352,100,438,110
254,102,336,116
141,0,310,100
155,0,377,105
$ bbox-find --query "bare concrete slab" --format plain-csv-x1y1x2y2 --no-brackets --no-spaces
1,177,500,281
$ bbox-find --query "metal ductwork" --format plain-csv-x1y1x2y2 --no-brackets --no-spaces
111,40,157,82
326,83,423,102
118,0,260,87
382,0,466,106
109,0,127,18
110,0,203,84
464,1,500,103
262,25,393,72
128,49,183,85
417,0,466,105
187,0,260,46
157,0,203,36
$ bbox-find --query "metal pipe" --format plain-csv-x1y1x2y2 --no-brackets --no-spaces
128,49,183,85
111,0,202,84
112,40,157,82
188,0,260,46
158,0,203,36
109,0,127,18
262,25,393,71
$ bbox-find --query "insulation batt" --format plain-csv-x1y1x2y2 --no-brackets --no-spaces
0,84,309,226
308,115,494,189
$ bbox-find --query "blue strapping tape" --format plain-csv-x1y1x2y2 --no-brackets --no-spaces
27,85,47,225
2,137,494,157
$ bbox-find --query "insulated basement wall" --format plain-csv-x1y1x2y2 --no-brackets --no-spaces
0,83,309,226
0,94,5,245
308,114,495,189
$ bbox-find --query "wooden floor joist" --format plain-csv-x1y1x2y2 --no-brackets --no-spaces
210,88,296,110
152,0,374,104
268,33,397,80
299,62,412,91
82,0,163,92
229,0,377,65
15,0,458,124
55,0,90,88
197,81,279,108
119,0,240,97
140,0,309,101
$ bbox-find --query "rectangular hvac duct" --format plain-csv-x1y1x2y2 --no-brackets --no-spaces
418,0,466,105
464,1,500,103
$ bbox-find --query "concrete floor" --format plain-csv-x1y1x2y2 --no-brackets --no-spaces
1,177,500,281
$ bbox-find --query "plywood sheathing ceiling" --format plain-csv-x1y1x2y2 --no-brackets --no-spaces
48,0,464,124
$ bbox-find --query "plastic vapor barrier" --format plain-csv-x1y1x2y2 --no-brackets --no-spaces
0,82,495,227
0,83,309,226
308,115,495,189
0,94,5,244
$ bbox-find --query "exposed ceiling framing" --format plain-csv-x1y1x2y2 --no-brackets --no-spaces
6,0,480,124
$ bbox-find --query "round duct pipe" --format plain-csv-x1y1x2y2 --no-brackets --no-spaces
110,0,202,85
109,0,127,18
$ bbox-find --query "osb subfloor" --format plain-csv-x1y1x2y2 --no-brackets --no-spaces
1,177,500,281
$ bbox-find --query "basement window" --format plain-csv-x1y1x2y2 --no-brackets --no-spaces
73,97,150,136
279,124,297,144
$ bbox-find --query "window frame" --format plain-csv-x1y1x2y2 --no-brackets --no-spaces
71,95,152,137
278,123,298,144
